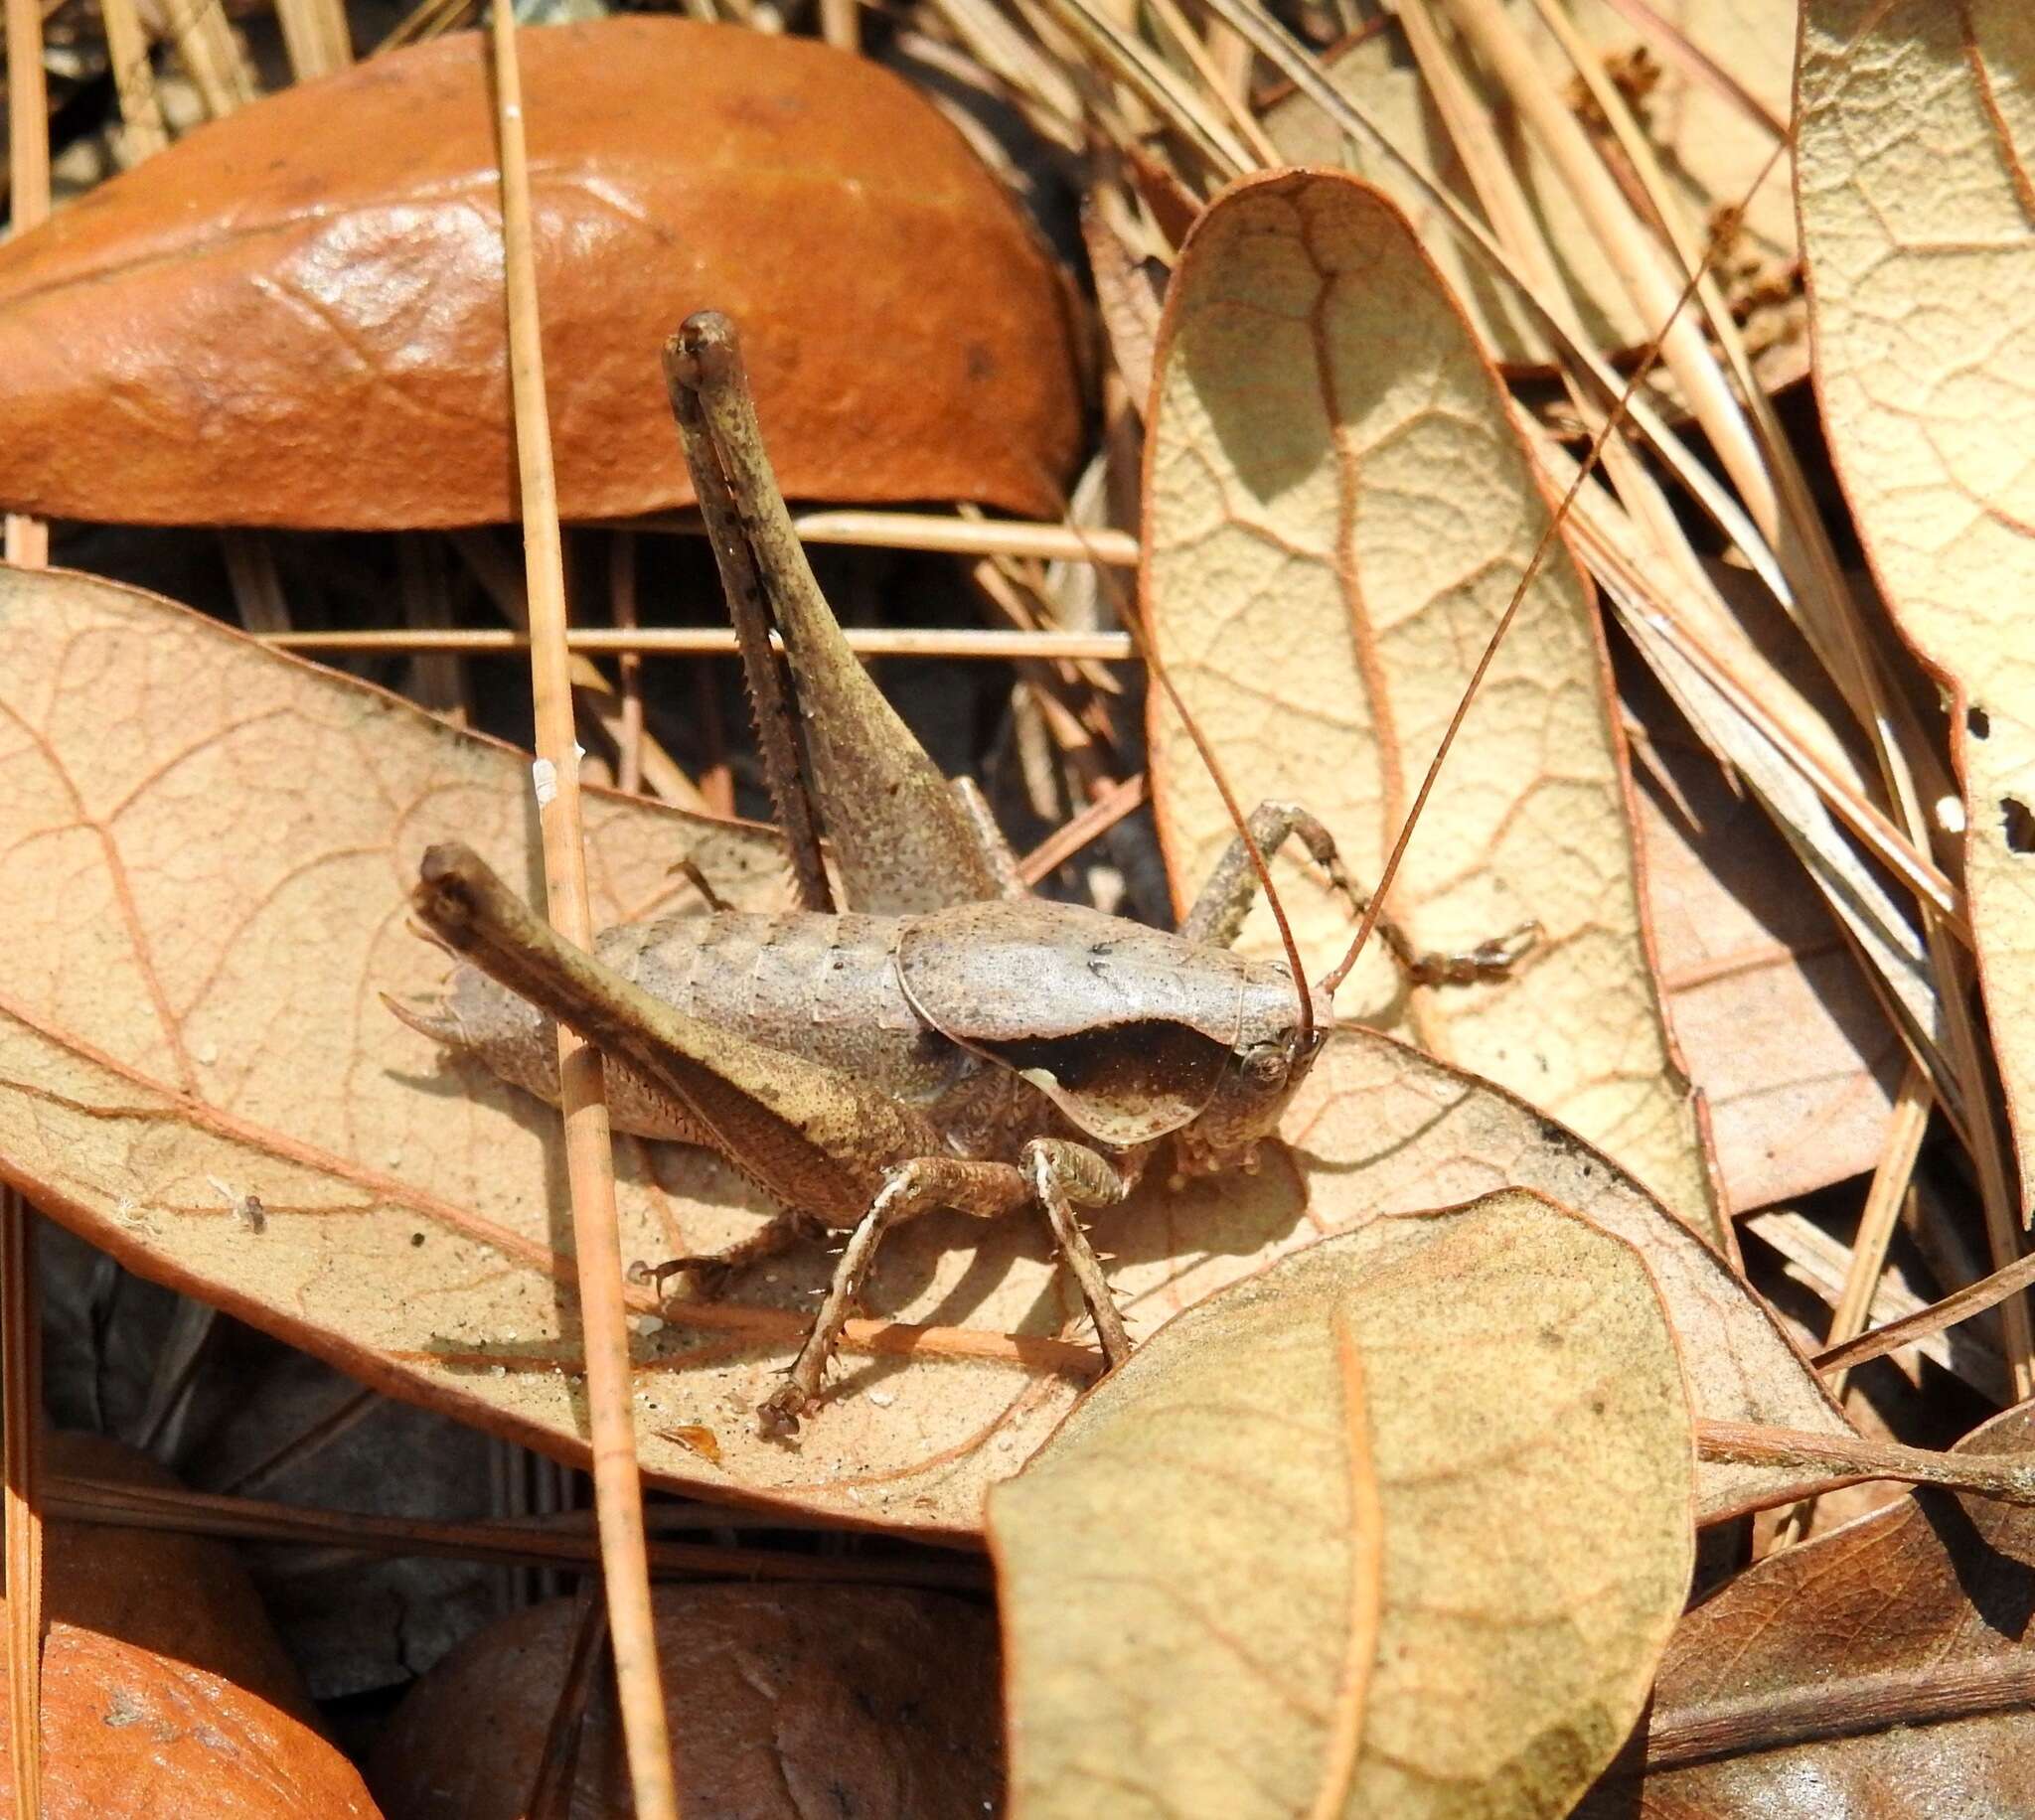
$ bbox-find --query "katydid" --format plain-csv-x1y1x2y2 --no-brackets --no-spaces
400,312,1527,1435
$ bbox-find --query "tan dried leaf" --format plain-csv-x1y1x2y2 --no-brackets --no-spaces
1266,0,1799,370
0,569,1840,1529
991,1190,1695,1820
1146,168,1720,1243
1578,1401,2035,1815
1797,0,2035,1217
1628,665,1902,1212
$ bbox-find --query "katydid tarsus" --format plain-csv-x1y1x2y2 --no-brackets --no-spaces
401,301,1655,1436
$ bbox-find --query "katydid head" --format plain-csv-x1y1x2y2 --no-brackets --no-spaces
1171,965,1334,1181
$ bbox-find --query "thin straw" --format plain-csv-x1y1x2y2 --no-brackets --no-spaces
487,8,678,1814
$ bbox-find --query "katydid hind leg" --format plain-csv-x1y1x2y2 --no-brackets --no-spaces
409,842,941,1225
632,1207,830,1302
665,352,834,913
952,776,1029,899
1181,799,1539,988
665,313,1010,917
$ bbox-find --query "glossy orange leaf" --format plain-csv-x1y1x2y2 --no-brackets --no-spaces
0,18,1079,529
0,1436,379,1816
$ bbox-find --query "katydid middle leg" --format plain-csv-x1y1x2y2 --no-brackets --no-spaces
759,1142,1136,1436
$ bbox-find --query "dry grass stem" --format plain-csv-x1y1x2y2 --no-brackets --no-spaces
1,1193,41,1818
609,531,647,797
220,530,294,634
1593,0,1788,141
782,511,1138,565
1018,771,1150,884
2,0,51,1784
1204,0,1791,610
45,1474,992,1588
157,0,258,117
1034,0,1250,182
273,0,353,78
1818,1238,2035,1383
1439,0,1776,541
488,7,678,1812
1697,1421,2035,1512
1141,0,1278,164
1774,1064,1935,1542
449,529,710,809
1744,1209,2006,1404
98,0,169,160
260,624,1138,660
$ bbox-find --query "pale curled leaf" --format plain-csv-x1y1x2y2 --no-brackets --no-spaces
991,1190,1696,1820
1798,1,2035,1216
0,569,1843,1529
1145,168,1721,1243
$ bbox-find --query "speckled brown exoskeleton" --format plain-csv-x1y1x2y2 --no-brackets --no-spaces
399,313,1528,1435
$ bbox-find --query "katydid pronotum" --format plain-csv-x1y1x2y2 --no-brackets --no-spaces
400,312,1532,1435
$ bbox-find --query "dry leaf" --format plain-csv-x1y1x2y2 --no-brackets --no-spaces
1265,0,1799,371
1280,1022,1851,1523
1797,1,2035,1213
1145,168,1720,1244
367,1586,1001,1818
0,17,1078,529
991,1191,1695,1820
0,567,1842,1529
1579,1401,2035,1815
1627,665,1902,1212
0,1436,379,1817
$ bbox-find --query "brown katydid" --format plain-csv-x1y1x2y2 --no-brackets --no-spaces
400,311,1532,1436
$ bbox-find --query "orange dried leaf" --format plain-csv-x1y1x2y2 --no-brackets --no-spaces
1,1437,379,1816
0,18,1078,529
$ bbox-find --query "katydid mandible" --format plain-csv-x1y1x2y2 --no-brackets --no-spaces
400,313,1528,1435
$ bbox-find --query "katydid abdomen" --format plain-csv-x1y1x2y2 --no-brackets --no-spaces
402,906,1041,1158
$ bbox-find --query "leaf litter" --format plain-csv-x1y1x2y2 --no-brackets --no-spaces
2,0,2033,1802
0,566,1847,1528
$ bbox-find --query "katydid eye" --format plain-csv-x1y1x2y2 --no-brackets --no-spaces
1241,1045,1289,1088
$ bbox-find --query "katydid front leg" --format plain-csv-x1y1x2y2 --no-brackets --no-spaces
1184,799,1540,987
